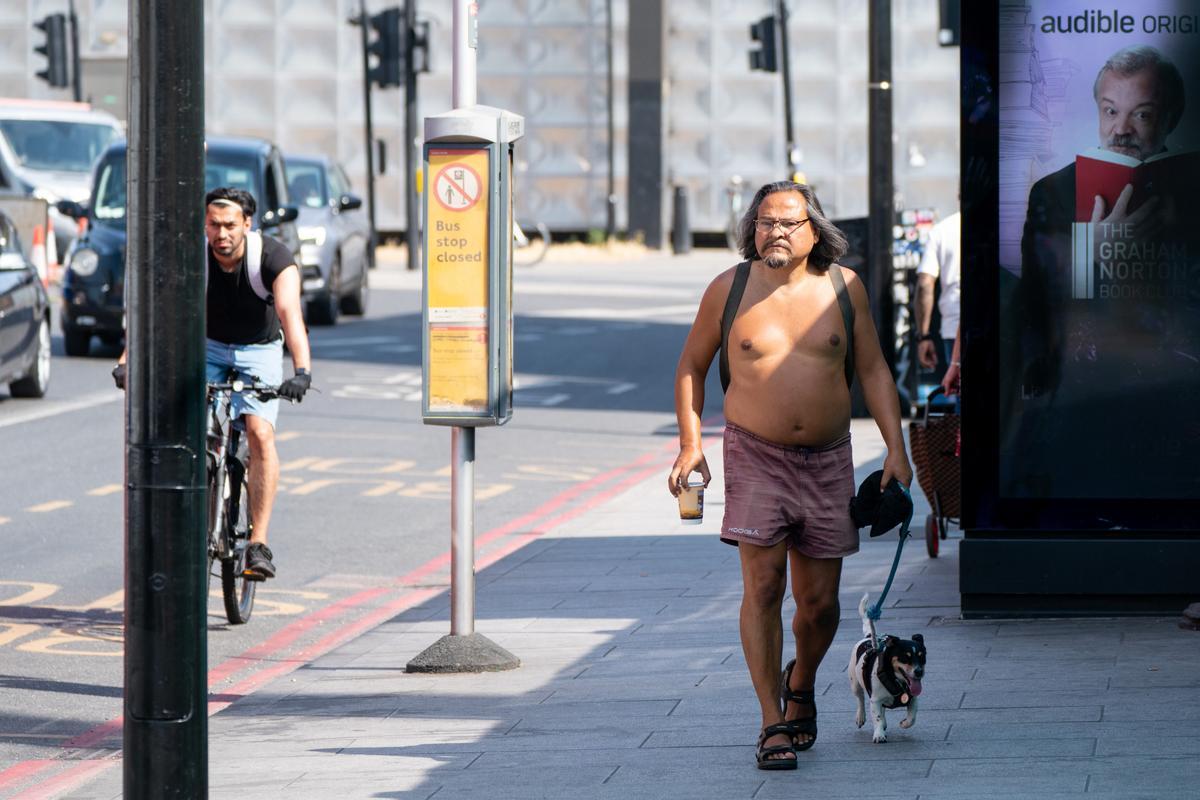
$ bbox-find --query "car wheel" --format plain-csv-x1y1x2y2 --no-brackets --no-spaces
10,317,51,398
340,261,368,316
63,324,92,357
307,259,340,326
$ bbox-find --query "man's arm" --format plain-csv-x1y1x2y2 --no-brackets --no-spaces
845,269,913,489
914,273,938,370
667,271,731,496
941,325,961,396
272,265,312,399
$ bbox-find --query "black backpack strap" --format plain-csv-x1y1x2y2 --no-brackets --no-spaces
719,260,752,394
828,264,855,388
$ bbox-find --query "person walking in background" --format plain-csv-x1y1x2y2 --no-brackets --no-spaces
915,209,960,372
668,180,912,769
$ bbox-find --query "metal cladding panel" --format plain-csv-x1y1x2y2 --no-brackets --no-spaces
10,0,959,233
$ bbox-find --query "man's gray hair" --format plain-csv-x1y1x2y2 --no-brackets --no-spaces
737,181,848,269
1093,45,1185,133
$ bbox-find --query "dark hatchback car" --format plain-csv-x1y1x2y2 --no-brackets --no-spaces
56,136,301,356
0,208,51,397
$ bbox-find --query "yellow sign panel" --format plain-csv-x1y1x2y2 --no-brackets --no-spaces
426,147,490,414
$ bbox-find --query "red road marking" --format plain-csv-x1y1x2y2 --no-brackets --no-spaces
8,760,112,800
4,435,693,798
0,761,55,794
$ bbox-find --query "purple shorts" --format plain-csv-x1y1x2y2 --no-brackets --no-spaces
720,423,859,559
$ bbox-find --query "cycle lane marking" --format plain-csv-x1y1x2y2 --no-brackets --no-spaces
2,434,691,796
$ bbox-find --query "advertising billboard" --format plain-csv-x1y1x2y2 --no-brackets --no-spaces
997,0,1200,504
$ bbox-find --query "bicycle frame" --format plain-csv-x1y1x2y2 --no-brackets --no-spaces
205,372,280,624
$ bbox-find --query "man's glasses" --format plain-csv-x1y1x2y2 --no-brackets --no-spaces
754,217,811,236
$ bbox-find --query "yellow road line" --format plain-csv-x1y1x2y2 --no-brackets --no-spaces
276,431,303,442
87,484,123,496
0,517,9,526
27,500,73,513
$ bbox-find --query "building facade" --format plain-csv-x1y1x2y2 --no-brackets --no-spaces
1,0,960,234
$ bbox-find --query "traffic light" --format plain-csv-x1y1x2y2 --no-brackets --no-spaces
34,13,69,88
411,19,432,74
367,7,402,88
749,14,778,73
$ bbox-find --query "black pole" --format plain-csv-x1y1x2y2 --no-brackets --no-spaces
777,0,796,180
68,0,81,102
124,0,207,797
404,0,419,271
867,0,896,372
605,0,616,240
358,1,378,255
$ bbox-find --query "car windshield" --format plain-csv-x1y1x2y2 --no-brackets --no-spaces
90,150,263,229
0,120,117,172
285,161,327,208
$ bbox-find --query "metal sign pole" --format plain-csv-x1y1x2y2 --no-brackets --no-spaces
449,0,477,641
449,425,475,635
406,0,518,674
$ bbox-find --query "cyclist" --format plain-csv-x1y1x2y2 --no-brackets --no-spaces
113,186,312,581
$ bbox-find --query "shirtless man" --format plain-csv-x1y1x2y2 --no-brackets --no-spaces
668,181,912,768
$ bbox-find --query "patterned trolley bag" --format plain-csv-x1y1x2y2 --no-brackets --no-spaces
908,387,960,558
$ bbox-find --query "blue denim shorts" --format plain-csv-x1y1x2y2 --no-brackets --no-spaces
205,337,285,428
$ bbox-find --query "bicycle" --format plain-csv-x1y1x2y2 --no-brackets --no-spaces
724,175,746,252
206,372,282,625
513,219,550,266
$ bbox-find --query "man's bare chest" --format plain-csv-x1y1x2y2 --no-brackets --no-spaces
730,289,847,363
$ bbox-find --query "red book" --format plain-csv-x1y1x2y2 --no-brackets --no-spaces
1074,147,1194,221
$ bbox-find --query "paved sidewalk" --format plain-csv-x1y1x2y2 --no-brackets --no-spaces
70,421,1198,799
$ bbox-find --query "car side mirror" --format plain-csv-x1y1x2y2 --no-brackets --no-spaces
338,193,363,212
261,205,299,228
0,252,27,271
56,199,87,220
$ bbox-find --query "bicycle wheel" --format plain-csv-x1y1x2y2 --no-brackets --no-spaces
513,220,550,266
220,457,256,624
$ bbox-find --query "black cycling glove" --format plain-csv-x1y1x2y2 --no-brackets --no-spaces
112,363,127,390
278,368,311,402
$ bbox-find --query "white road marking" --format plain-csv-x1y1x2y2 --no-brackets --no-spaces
514,281,695,299
313,335,403,346
524,304,698,320
27,500,73,513
606,382,638,395
0,391,121,429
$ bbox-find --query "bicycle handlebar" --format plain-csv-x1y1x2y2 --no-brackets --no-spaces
206,380,288,402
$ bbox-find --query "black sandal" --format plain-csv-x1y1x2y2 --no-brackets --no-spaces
780,659,818,751
755,723,798,770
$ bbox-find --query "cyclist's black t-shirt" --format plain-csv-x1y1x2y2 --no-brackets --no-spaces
206,235,295,345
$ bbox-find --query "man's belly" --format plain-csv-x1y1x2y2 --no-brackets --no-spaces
723,359,851,447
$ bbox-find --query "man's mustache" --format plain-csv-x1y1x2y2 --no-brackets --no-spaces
1106,134,1142,151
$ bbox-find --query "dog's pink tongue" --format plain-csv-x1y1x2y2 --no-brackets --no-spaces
909,678,923,697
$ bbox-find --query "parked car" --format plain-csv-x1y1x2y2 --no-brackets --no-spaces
0,99,122,256
285,154,371,325
0,208,51,397
56,136,300,356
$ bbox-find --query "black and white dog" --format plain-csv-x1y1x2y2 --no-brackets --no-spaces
849,594,926,743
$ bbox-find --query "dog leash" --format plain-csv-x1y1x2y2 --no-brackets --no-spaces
865,483,914,623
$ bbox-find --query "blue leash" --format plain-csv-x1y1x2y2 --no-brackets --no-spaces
865,483,914,622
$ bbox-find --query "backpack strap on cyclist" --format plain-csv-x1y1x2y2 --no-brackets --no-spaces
244,230,273,305
203,231,273,305
719,260,751,395
828,263,855,388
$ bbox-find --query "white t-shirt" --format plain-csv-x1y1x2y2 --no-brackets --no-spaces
917,211,961,339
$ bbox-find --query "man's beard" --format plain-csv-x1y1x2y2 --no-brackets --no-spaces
763,250,790,269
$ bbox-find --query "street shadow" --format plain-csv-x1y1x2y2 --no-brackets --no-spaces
307,310,720,416
0,674,122,699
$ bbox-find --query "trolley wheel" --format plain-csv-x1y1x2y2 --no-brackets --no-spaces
925,515,940,558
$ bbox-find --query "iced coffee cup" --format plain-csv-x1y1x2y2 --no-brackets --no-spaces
678,481,704,524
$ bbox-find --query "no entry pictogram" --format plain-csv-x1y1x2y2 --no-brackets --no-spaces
434,162,483,211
